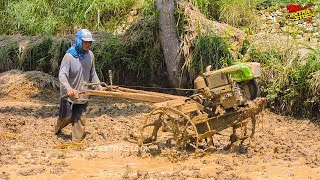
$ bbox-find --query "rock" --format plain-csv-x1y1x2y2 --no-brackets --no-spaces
298,20,304,24
272,23,280,29
276,17,282,23
310,38,318,43
297,24,304,28
296,35,303,39
297,30,304,35
267,20,273,24
312,32,319,37
303,33,312,38
260,16,267,21
260,24,268,31
305,27,314,32
277,11,284,16
270,29,277,33
288,27,297,33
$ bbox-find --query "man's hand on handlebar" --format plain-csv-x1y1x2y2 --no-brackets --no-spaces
99,86,107,91
66,87,79,99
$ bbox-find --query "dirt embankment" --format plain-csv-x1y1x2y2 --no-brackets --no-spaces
0,71,319,179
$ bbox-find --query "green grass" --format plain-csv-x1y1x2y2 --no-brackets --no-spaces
0,0,137,35
191,33,233,78
248,45,320,119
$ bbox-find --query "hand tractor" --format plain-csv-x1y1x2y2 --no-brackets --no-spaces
78,62,265,151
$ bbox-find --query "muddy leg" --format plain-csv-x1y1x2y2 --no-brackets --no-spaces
71,103,88,142
55,118,72,135
54,99,72,135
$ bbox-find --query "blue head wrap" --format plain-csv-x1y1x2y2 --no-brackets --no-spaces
67,29,95,59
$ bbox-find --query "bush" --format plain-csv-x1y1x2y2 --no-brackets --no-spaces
191,33,233,78
249,46,320,119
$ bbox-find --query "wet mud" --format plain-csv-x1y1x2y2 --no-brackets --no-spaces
0,70,319,179
0,95,319,179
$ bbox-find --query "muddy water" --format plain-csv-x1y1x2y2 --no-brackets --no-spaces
0,97,319,179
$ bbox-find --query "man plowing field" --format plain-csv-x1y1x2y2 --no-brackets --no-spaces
54,29,105,141
53,38,266,152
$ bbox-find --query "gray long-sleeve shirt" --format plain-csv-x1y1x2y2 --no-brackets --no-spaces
59,51,101,103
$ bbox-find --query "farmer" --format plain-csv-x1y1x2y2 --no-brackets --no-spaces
54,29,104,141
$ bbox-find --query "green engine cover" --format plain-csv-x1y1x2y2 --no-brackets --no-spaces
230,63,254,82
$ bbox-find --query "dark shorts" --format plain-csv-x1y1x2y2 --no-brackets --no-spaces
55,98,88,141
58,98,88,121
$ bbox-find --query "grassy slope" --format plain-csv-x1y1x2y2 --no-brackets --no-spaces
0,0,319,118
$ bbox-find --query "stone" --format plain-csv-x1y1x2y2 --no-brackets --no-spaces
312,32,319,37
310,38,318,43
267,20,274,24
260,16,267,21
297,24,303,28
297,30,304,35
277,11,284,16
272,23,280,29
303,33,312,38
288,27,297,33
260,23,268,30
304,37,310,41
305,27,314,32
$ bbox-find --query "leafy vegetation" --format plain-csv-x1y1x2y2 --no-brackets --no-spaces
248,45,320,119
0,0,137,35
191,33,233,78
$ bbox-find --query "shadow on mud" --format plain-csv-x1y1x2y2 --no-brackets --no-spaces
0,105,59,118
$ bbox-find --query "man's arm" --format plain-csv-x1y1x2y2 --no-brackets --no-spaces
59,54,79,98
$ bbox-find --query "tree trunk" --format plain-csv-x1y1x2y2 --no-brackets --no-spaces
155,0,181,88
